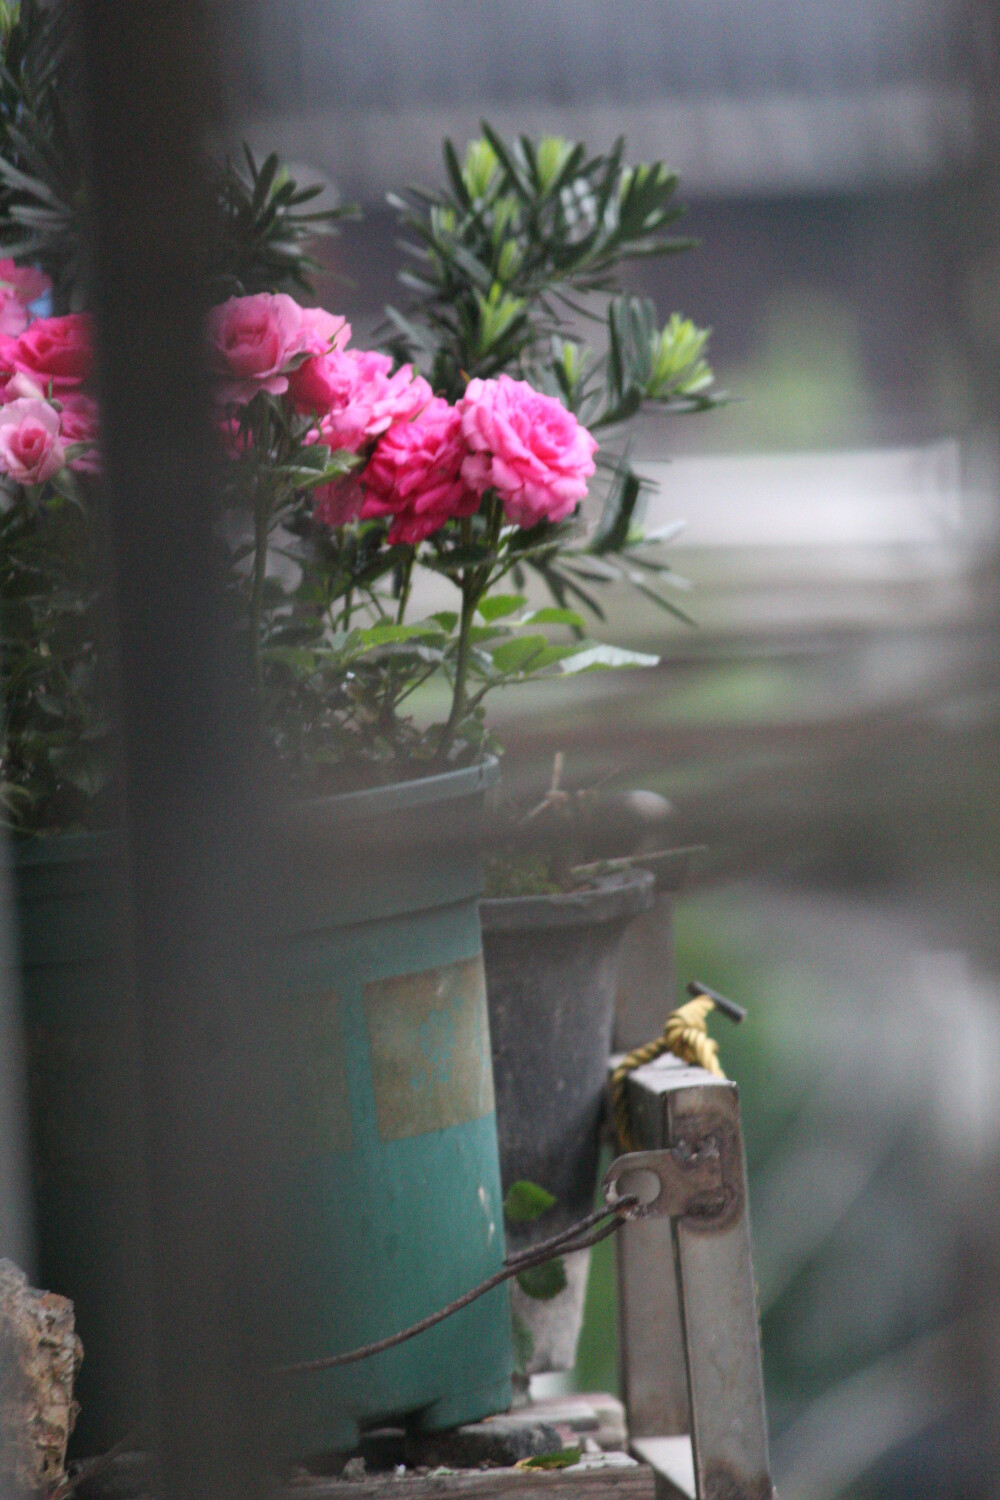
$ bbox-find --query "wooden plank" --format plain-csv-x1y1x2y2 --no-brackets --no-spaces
287,1462,656,1500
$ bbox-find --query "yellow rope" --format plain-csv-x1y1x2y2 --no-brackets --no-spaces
611,994,726,1151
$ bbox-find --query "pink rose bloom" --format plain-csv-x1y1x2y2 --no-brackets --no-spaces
0,290,29,338
0,337,22,404
59,393,101,474
206,293,307,405
297,307,351,357
4,371,46,402
313,473,366,528
0,398,65,484
0,259,51,306
361,397,480,545
290,348,432,453
12,313,93,394
215,414,252,460
0,260,52,337
459,374,597,527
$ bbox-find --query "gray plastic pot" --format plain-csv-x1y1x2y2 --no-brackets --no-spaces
480,868,655,1372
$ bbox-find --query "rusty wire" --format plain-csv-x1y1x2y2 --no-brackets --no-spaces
276,1194,639,1375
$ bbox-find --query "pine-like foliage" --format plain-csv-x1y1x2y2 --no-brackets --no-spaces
383,126,724,624
0,2,352,307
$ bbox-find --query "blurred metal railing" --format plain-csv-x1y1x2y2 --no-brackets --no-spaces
56,4,272,1497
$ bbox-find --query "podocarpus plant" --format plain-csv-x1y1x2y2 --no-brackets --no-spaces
206,127,722,794
0,0,722,828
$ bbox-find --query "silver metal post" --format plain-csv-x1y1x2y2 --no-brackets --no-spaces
614,1053,774,1500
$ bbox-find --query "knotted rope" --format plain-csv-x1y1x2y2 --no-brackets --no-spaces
611,981,745,1151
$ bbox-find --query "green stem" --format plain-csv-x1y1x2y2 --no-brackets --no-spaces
395,553,414,625
439,577,477,760
437,493,505,761
250,485,270,695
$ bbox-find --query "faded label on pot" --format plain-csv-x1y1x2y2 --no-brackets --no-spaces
284,990,353,1157
365,956,495,1141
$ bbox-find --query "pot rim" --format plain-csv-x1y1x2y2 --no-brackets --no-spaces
479,866,655,933
13,756,501,864
280,754,499,839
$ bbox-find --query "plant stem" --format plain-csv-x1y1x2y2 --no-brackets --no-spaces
437,493,504,761
395,553,414,624
439,576,477,761
250,485,270,695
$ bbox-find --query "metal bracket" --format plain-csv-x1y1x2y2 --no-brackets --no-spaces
604,1144,723,1221
612,1055,775,1500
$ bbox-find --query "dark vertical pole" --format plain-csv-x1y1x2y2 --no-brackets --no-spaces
0,845,30,1271
73,4,270,1497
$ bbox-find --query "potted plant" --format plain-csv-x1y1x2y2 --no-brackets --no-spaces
363,129,722,1378
484,760,688,1376
2,3,721,1454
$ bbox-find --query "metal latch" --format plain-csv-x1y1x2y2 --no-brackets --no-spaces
604,1144,723,1221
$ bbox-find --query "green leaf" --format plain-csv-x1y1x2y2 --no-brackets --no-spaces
442,137,473,209
261,646,320,674
559,644,659,673
479,121,531,202
591,463,644,555
250,151,280,215
477,593,527,622
430,610,459,633
516,1448,581,1471
516,1258,568,1301
490,634,548,674
504,1180,557,1223
462,135,500,200
510,1313,535,1377
467,624,511,645
358,621,445,647
519,607,585,628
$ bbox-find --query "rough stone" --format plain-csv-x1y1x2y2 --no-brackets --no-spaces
524,1393,628,1452
404,1412,566,1469
0,1258,82,1496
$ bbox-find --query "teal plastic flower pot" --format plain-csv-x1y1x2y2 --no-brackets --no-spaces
13,759,513,1459
266,758,512,1456
11,832,146,1457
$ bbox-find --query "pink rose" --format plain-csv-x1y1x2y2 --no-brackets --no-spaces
206,293,306,405
0,260,52,337
0,259,51,306
361,397,481,545
4,372,46,402
0,338,23,405
459,374,597,527
0,290,29,338
0,398,65,484
297,307,351,357
215,414,252,460
313,473,366,528
59,393,101,474
290,348,432,452
12,313,93,394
